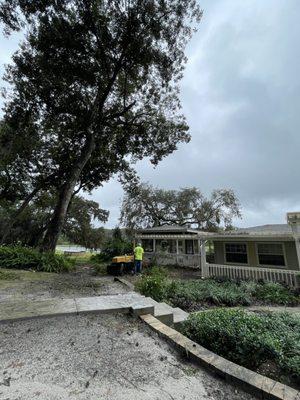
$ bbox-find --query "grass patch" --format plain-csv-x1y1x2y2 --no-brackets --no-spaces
70,253,94,265
93,262,107,275
181,309,300,389
0,269,20,280
0,246,75,273
135,268,300,309
89,254,108,275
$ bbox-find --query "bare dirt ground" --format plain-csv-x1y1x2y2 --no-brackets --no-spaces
0,313,258,400
0,265,129,303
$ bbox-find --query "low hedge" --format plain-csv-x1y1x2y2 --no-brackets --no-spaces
135,269,300,309
181,309,300,388
0,246,74,273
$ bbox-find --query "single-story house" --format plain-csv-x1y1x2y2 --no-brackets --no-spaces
135,212,300,287
135,225,213,268
212,224,300,271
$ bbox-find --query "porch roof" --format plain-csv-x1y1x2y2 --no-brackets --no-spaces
136,226,214,240
211,224,295,241
137,225,200,234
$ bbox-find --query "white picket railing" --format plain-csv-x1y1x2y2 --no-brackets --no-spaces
207,263,300,288
144,252,200,267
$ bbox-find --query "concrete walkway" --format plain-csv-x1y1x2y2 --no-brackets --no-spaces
1,289,298,326
0,292,155,323
0,291,190,328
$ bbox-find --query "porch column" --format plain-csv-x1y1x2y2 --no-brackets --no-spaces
176,239,179,265
201,241,209,278
152,238,156,264
287,212,300,270
294,236,300,270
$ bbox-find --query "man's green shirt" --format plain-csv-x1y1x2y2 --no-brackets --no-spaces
134,246,144,261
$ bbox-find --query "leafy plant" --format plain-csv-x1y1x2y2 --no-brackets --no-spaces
135,267,170,301
93,262,107,275
181,309,300,388
135,273,300,310
0,246,74,273
91,239,133,263
254,282,299,305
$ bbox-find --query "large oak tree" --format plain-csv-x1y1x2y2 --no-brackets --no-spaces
0,0,202,251
120,183,242,231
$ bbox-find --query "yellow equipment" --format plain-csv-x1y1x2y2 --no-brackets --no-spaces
107,254,134,275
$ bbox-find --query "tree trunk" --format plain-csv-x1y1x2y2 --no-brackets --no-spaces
40,135,95,252
0,186,41,244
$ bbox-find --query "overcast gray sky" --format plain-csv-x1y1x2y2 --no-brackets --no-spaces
1,0,300,228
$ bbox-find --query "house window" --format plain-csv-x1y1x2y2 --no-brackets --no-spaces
167,240,177,254
177,240,184,254
225,243,248,264
185,240,194,254
156,239,176,254
141,239,153,252
257,243,285,266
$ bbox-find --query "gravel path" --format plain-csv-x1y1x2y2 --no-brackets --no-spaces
0,313,258,400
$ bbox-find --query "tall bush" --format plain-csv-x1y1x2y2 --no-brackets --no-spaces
91,239,133,263
0,246,73,273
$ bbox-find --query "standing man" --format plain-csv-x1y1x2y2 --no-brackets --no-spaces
134,242,144,274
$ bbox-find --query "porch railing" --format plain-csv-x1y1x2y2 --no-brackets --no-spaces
144,252,200,267
207,263,300,288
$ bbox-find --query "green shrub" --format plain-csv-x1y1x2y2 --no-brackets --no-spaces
91,239,132,263
181,309,300,387
143,265,168,277
168,279,252,309
0,246,74,273
135,273,299,310
135,267,170,301
93,262,107,275
254,282,299,305
90,253,103,263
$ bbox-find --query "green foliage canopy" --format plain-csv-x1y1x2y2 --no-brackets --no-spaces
121,183,241,231
0,0,202,251
0,192,108,248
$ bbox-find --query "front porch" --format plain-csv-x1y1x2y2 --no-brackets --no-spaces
144,252,201,268
135,231,211,269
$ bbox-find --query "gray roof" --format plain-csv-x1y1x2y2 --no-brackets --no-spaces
137,224,295,240
138,225,200,234
236,224,292,235
211,223,294,240
137,226,214,238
